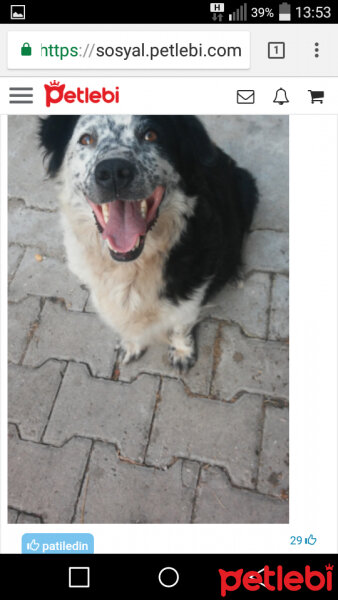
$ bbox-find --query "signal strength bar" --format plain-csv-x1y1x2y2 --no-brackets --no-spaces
229,2,247,21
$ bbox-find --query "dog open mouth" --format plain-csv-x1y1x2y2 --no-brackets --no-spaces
88,185,165,261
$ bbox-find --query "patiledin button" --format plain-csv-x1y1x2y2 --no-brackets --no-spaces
22,533,94,554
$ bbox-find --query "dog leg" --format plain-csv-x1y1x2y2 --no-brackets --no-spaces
168,328,197,372
118,339,147,365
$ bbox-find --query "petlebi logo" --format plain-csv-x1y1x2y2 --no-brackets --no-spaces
218,563,334,595
44,80,119,107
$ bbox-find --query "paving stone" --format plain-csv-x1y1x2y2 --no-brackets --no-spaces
17,513,42,524
204,272,270,338
211,324,289,400
8,115,58,211
8,508,18,523
8,296,41,364
193,466,288,523
269,274,289,340
257,405,289,498
75,442,199,523
118,319,219,396
243,231,289,274
44,364,159,461
201,115,289,232
9,247,88,311
8,245,24,282
8,425,91,523
8,361,66,442
23,299,118,377
8,198,65,259
146,379,263,488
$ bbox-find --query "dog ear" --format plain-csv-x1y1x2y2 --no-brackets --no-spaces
176,116,218,169
39,115,79,176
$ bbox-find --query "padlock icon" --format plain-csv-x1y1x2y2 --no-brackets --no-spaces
21,43,32,56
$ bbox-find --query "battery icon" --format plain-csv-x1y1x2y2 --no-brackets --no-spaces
279,2,291,21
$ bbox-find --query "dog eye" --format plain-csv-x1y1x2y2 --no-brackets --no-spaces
79,133,95,146
144,130,157,142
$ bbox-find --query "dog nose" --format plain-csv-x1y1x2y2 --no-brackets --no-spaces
95,159,135,192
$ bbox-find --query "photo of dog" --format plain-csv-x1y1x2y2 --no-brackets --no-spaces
8,115,289,524
39,115,258,370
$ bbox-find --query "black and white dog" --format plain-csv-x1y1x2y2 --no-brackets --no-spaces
39,115,258,370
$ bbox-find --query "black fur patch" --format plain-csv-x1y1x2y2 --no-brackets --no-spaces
39,116,80,176
162,140,258,303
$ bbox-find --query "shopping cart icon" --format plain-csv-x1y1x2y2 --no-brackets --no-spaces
308,90,324,104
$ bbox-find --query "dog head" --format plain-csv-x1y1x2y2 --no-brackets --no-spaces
39,115,217,262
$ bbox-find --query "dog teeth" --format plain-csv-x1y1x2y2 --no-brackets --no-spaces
106,238,141,253
131,238,141,250
132,238,142,251
140,200,147,219
102,203,109,223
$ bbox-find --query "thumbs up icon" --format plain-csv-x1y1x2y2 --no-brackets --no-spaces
28,539,40,551
307,534,317,545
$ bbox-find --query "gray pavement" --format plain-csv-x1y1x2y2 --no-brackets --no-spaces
8,115,289,524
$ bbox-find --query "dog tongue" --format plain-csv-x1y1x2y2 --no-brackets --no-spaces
102,199,146,252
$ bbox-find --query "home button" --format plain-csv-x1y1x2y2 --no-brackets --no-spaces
158,567,179,588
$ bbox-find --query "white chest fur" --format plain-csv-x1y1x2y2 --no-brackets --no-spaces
60,191,203,349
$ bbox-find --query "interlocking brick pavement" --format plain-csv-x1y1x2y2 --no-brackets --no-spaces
9,247,88,310
8,115,289,524
193,466,289,524
23,299,118,377
8,425,91,523
75,445,200,524
43,365,159,462
8,360,66,441
145,380,263,488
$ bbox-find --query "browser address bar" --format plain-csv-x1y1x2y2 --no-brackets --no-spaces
8,31,250,69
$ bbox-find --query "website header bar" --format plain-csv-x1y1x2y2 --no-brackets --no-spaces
1,76,336,114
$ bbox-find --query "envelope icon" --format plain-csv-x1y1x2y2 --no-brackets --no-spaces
237,90,255,104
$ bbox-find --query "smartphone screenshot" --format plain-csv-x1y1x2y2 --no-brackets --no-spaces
1,0,337,594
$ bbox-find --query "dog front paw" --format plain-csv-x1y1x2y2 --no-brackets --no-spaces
119,341,147,365
168,334,197,372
